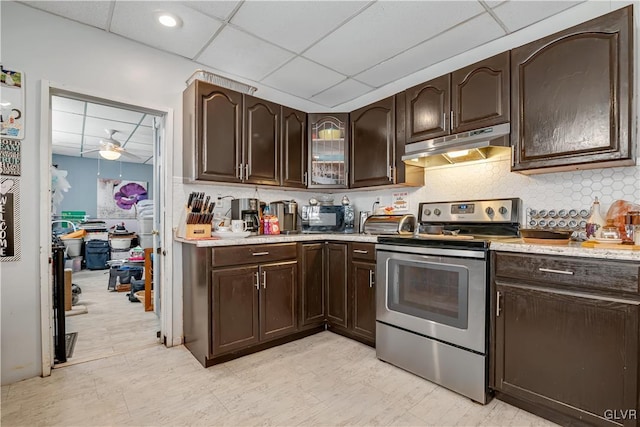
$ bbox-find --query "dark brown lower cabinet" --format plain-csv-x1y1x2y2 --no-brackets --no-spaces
326,242,348,328
211,265,260,355
351,261,376,343
299,242,325,328
492,252,640,427
259,262,297,341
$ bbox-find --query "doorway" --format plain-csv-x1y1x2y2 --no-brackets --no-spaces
40,84,173,371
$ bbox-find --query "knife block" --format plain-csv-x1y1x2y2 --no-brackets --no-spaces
186,223,211,239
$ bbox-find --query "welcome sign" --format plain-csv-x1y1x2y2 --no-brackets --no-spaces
0,178,20,261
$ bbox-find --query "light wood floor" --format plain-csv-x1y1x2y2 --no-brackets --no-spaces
2,329,557,426
61,268,160,365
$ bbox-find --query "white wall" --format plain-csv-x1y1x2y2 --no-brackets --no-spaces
1,0,638,385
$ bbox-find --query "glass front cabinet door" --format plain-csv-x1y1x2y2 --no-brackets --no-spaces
308,113,349,189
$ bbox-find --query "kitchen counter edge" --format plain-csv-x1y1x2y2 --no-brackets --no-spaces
490,240,640,262
175,233,378,247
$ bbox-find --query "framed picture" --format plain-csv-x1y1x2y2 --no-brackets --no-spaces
97,178,148,219
0,66,25,140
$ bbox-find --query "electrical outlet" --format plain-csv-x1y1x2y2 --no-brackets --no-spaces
375,196,380,203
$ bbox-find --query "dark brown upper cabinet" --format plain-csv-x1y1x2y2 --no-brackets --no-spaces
350,96,396,188
405,52,510,143
308,113,349,189
451,52,510,133
244,95,280,186
281,107,307,188
511,6,634,174
406,74,450,142
183,80,243,183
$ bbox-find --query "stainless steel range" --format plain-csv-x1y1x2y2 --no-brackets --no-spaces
375,198,521,404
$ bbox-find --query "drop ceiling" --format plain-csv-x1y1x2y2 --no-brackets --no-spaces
26,0,587,163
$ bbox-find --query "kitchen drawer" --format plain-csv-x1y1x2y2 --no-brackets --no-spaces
211,243,297,267
494,252,640,295
351,243,375,262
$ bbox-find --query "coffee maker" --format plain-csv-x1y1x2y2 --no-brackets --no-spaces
269,200,299,234
231,198,260,235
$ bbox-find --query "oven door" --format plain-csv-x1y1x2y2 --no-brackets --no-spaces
376,244,487,354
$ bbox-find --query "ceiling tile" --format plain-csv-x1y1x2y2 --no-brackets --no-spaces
492,1,584,33
52,97,85,115
110,2,223,59
20,1,112,29
181,1,240,21
197,26,294,81
129,126,154,143
262,57,345,99
311,79,373,108
140,115,155,127
86,103,145,125
83,118,137,140
52,111,84,134
52,131,82,146
303,1,484,76
355,13,505,87
484,0,507,7
230,1,368,54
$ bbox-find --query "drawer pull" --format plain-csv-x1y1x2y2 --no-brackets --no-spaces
538,268,574,275
252,251,270,256
353,249,368,254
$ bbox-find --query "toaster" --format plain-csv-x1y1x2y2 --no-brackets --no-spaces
362,214,416,235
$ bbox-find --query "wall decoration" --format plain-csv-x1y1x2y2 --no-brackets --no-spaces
0,139,21,176
0,66,25,140
392,191,409,212
97,178,148,219
0,177,20,261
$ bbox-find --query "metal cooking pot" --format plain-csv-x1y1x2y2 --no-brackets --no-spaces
422,225,444,235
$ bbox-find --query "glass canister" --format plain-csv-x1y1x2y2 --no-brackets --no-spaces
625,211,640,244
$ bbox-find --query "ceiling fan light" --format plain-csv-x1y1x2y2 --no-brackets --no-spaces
99,150,121,160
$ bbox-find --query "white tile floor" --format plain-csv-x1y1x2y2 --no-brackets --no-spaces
1,330,558,426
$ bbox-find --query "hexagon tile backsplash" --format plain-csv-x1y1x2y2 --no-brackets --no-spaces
416,157,640,219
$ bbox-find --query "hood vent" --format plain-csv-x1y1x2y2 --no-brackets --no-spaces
402,123,511,167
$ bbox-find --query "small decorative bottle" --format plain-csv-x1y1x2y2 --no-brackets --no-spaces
585,197,606,239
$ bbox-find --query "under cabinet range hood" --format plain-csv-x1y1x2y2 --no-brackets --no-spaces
402,123,511,167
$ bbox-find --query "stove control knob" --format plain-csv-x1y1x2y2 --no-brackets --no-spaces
485,207,494,216
433,209,441,216
498,206,508,215
423,209,432,216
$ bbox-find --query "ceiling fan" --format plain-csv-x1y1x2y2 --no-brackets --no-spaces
80,129,140,161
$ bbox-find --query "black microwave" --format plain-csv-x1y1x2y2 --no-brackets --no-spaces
301,205,355,233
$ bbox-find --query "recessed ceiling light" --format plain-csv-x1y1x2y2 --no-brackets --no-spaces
155,11,182,28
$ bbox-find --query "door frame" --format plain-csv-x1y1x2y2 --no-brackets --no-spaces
39,80,175,375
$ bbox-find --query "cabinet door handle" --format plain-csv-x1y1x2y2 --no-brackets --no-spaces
237,163,243,180
353,249,368,254
538,268,574,275
496,291,502,317
443,112,447,131
245,163,250,180
252,251,270,256
450,110,454,130
262,270,267,289
369,270,375,288
254,271,260,290
303,171,308,186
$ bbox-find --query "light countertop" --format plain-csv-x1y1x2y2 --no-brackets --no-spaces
490,239,640,262
175,233,378,247
176,233,640,261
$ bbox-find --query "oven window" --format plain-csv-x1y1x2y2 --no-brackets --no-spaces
387,259,469,329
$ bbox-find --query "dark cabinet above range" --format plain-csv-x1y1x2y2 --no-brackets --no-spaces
511,5,634,173
405,51,510,144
